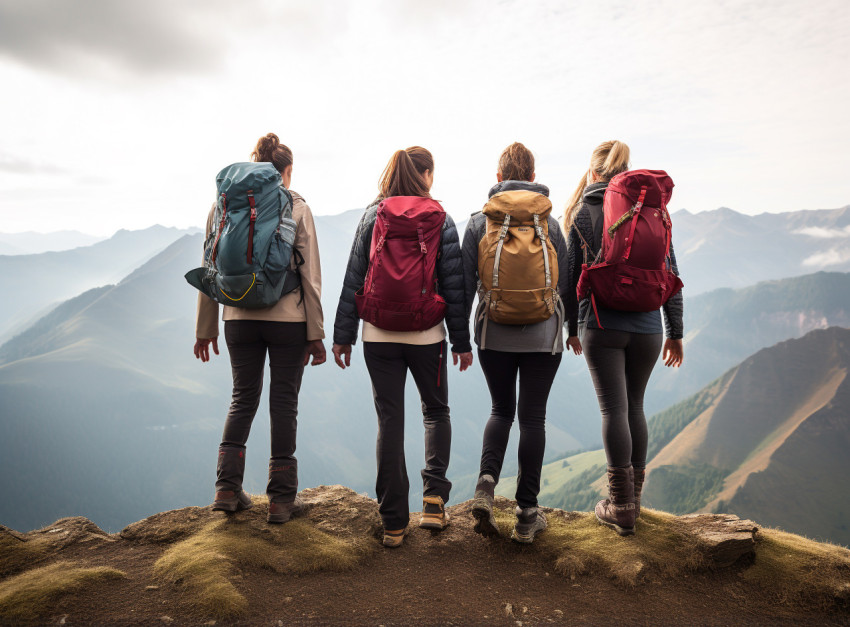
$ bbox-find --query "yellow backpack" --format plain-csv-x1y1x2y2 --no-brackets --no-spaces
476,190,563,348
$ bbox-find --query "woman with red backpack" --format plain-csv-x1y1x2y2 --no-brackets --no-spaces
563,140,684,537
462,142,570,544
332,146,473,548
194,133,326,525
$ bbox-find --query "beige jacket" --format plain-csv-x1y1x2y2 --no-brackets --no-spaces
195,191,325,341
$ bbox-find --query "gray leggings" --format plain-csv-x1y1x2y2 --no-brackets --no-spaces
583,328,663,469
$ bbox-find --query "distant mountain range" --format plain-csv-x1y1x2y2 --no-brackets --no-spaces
0,230,105,256
2,205,850,534
0,225,200,343
502,327,850,546
672,205,850,295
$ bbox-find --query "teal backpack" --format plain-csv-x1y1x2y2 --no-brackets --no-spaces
185,162,301,308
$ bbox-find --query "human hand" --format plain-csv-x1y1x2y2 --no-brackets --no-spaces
663,338,684,367
453,351,474,372
333,343,352,369
566,336,583,355
303,340,327,366
194,338,219,363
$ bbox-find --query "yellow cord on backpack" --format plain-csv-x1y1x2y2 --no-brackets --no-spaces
219,274,256,301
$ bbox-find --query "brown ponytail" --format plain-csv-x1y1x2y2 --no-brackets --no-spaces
562,140,631,232
497,142,535,181
251,132,293,173
378,146,433,199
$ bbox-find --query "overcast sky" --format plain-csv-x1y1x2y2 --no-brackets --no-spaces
1,0,848,235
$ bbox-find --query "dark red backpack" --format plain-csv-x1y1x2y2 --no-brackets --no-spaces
355,196,447,332
576,170,683,327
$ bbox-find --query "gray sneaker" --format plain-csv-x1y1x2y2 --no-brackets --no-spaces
471,474,499,537
511,506,547,544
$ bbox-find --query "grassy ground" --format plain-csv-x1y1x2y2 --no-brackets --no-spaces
0,561,125,621
153,495,374,619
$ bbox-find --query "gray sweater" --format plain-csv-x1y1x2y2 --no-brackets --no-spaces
461,181,570,353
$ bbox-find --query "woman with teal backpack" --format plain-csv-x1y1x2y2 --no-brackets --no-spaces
194,133,326,524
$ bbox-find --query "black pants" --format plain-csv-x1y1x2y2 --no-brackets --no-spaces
582,328,662,469
363,341,451,530
477,349,562,509
220,320,306,502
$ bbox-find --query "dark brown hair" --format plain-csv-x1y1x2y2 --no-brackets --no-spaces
378,146,433,199
498,142,535,181
251,133,293,173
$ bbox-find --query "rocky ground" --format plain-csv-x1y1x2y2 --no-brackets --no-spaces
1,485,849,626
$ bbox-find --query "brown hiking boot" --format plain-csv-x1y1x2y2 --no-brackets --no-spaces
472,474,499,537
633,466,646,519
595,466,636,536
213,490,252,512
419,495,450,530
382,527,408,548
267,496,305,524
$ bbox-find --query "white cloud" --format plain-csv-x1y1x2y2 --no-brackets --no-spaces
802,248,850,267
0,0,848,235
795,226,850,239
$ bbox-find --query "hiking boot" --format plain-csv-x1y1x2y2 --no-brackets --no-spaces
419,495,450,530
511,506,547,544
595,466,636,536
267,457,298,504
213,489,253,512
213,445,251,511
268,496,305,524
382,527,408,548
471,474,499,537
633,466,646,519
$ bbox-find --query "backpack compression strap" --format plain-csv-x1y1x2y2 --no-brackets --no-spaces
210,193,228,267
417,225,429,294
622,187,647,261
247,190,256,265
533,214,552,288
492,214,512,288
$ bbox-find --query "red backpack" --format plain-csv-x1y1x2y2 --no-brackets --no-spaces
576,170,683,327
355,196,447,332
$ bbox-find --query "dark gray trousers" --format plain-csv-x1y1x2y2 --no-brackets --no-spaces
220,320,306,502
583,328,662,469
363,340,451,530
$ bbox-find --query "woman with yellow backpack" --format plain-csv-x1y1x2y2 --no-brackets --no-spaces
462,142,571,544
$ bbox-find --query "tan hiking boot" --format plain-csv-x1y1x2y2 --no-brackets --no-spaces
382,527,408,548
419,495,450,530
213,490,252,512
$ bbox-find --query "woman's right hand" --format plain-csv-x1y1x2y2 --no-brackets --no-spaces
663,338,684,367
566,336,583,355
332,343,352,369
194,338,219,363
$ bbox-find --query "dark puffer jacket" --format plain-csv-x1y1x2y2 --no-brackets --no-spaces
566,182,684,339
333,201,472,354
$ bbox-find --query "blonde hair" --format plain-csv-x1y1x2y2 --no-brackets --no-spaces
562,140,630,232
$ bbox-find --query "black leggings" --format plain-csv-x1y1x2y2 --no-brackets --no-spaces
582,328,662,469
221,320,306,500
363,341,451,530
477,349,562,509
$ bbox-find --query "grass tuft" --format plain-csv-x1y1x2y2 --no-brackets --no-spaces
0,534,47,578
743,528,850,610
0,561,125,620
153,496,372,619
492,506,707,586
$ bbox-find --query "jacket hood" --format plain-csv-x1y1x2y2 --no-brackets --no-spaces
583,181,607,202
488,180,550,199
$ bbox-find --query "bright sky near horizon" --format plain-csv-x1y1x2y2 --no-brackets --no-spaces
1,0,849,236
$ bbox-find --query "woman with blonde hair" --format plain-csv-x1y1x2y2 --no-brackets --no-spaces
564,140,684,536
332,146,472,548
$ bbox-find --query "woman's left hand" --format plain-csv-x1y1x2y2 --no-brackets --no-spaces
453,352,474,372
663,338,684,368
